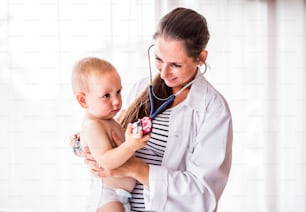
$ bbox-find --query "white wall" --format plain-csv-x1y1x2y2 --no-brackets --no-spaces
0,0,305,211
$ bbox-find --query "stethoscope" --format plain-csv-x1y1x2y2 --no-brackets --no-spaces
147,44,207,119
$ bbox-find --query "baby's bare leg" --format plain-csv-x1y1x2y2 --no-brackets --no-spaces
96,201,125,212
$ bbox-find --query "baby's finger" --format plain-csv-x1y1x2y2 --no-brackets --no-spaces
140,133,150,141
126,123,133,133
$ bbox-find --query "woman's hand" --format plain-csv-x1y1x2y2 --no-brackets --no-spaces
85,151,136,178
83,130,125,177
82,146,108,177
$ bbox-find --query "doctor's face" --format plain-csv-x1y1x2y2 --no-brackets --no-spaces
154,37,199,93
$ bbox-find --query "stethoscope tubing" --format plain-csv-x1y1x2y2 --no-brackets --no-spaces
149,85,175,119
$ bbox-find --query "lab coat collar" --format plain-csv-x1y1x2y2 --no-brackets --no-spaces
182,70,208,112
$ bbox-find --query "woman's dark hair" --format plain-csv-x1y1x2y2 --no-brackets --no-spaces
154,7,209,59
120,7,209,128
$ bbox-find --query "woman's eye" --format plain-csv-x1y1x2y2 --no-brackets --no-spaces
171,63,182,68
155,57,162,62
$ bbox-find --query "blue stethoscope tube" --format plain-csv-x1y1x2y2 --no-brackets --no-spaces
149,85,175,119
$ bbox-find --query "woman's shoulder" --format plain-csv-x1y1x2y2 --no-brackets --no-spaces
130,77,150,93
192,75,231,114
125,76,150,105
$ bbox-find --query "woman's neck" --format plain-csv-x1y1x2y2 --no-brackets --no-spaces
170,87,190,108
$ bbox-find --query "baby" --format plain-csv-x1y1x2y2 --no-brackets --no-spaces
71,57,149,211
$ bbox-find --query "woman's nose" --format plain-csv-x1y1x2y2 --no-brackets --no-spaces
160,64,170,79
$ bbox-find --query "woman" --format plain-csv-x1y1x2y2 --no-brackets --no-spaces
82,7,233,212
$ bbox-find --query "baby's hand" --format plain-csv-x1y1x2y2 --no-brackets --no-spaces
131,117,152,135
125,123,150,151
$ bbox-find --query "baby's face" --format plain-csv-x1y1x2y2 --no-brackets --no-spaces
85,71,122,119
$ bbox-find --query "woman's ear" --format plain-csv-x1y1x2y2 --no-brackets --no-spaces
198,50,208,65
76,92,88,109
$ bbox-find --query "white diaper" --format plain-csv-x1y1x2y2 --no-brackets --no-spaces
85,177,131,212
98,183,131,211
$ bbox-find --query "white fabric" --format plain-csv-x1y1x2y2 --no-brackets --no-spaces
85,177,131,212
98,184,131,211
126,71,233,212
86,177,103,212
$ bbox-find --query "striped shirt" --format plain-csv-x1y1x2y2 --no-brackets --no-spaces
130,109,172,212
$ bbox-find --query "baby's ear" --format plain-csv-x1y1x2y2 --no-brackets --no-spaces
76,92,88,109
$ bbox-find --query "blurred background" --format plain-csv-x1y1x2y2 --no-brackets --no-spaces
0,0,305,211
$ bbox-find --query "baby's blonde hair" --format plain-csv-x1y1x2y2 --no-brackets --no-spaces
71,57,116,95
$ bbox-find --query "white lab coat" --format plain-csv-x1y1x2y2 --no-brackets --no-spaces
126,71,233,212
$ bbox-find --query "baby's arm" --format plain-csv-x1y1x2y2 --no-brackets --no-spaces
83,121,150,171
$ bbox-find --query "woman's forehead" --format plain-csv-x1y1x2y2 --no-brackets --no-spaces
155,37,191,62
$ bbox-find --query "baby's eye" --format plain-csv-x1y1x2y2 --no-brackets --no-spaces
102,93,110,99
116,89,121,95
